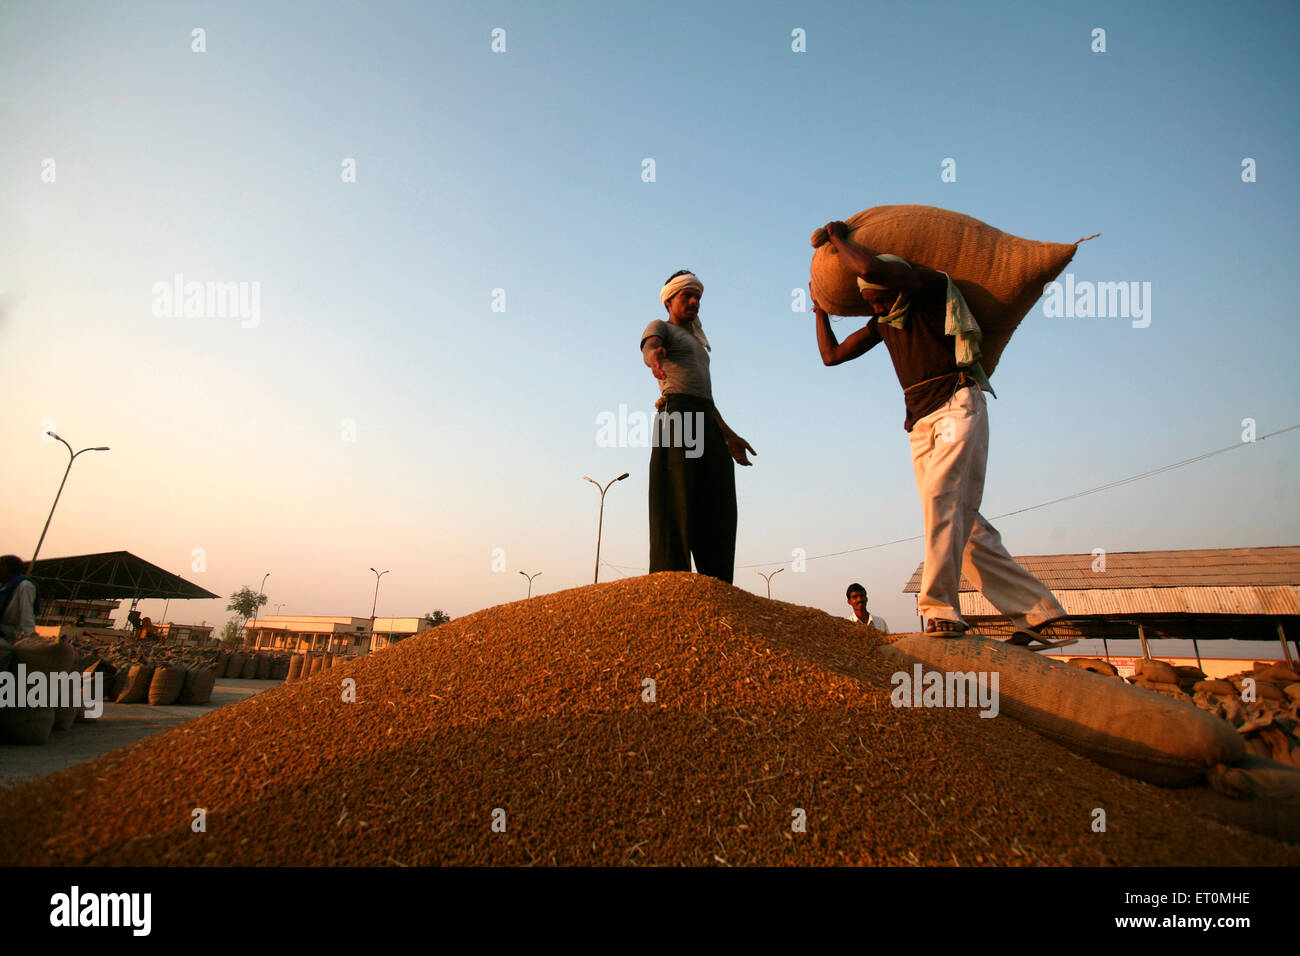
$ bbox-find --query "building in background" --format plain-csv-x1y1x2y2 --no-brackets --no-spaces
245,615,427,658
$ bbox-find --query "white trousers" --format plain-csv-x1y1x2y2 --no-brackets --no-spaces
908,383,1066,630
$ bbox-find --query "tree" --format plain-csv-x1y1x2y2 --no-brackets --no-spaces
423,610,452,629
220,618,242,650
227,586,268,646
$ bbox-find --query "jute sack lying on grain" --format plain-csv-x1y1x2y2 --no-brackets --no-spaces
116,664,156,704
286,655,304,683
879,634,1244,787
1194,755,1300,844
809,205,1094,376
1068,658,1118,677
1134,659,1180,684
1194,679,1236,696
147,665,186,705
177,666,216,705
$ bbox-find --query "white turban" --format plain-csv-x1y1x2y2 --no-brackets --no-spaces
659,272,711,351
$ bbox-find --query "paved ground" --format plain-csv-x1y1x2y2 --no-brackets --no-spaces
0,678,278,789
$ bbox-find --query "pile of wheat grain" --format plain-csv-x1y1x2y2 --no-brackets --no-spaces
1,573,1295,866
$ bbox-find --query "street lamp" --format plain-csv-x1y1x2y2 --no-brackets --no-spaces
754,567,784,599
369,567,390,649
31,432,110,568
583,473,629,584
519,570,542,598
273,603,285,616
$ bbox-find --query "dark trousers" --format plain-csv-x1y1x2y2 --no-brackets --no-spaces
648,394,737,583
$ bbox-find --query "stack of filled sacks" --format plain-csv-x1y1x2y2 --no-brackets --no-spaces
0,635,79,744
1190,662,1300,767
808,204,1095,376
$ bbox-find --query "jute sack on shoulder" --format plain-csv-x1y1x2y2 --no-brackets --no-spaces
880,634,1244,787
178,666,216,705
147,665,186,705
116,663,156,704
810,205,1092,376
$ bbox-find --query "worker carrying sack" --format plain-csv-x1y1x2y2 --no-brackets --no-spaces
810,204,1096,376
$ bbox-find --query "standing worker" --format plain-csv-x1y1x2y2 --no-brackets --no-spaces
812,222,1069,649
640,270,756,583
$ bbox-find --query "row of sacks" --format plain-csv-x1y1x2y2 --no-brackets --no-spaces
1067,657,1300,768
211,651,291,681
283,653,344,683
0,635,218,745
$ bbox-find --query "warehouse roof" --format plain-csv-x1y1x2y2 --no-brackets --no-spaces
903,546,1300,593
28,551,219,601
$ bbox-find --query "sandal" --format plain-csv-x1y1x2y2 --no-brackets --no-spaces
1008,620,1077,652
925,619,968,638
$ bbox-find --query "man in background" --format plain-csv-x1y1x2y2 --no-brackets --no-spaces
846,583,889,633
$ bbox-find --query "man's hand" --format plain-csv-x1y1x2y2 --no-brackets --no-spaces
725,434,756,466
825,220,849,241
809,282,827,318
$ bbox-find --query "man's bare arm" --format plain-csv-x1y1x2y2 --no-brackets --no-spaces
812,287,881,366
641,336,667,379
713,407,755,466
824,221,923,293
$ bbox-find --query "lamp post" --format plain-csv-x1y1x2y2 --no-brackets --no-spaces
583,473,628,584
369,567,389,649
250,572,270,648
754,567,784,599
519,571,542,598
32,432,110,569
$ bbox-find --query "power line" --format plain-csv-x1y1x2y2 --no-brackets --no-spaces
608,423,1300,573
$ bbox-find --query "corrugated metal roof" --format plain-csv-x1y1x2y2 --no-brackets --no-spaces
903,546,1300,592
956,586,1300,617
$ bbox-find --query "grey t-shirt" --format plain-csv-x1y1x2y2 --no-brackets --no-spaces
640,319,713,402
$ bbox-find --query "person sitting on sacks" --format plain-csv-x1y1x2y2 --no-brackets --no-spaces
0,554,40,644
640,270,756,583
811,222,1070,649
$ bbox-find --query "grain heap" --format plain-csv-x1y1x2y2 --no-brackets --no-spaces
1,573,1296,866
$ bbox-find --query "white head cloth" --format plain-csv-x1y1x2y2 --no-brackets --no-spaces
659,273,710,351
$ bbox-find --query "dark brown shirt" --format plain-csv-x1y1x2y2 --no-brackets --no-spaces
858,267,970,431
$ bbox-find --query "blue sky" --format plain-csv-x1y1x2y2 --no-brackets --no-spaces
1,0,1297,640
